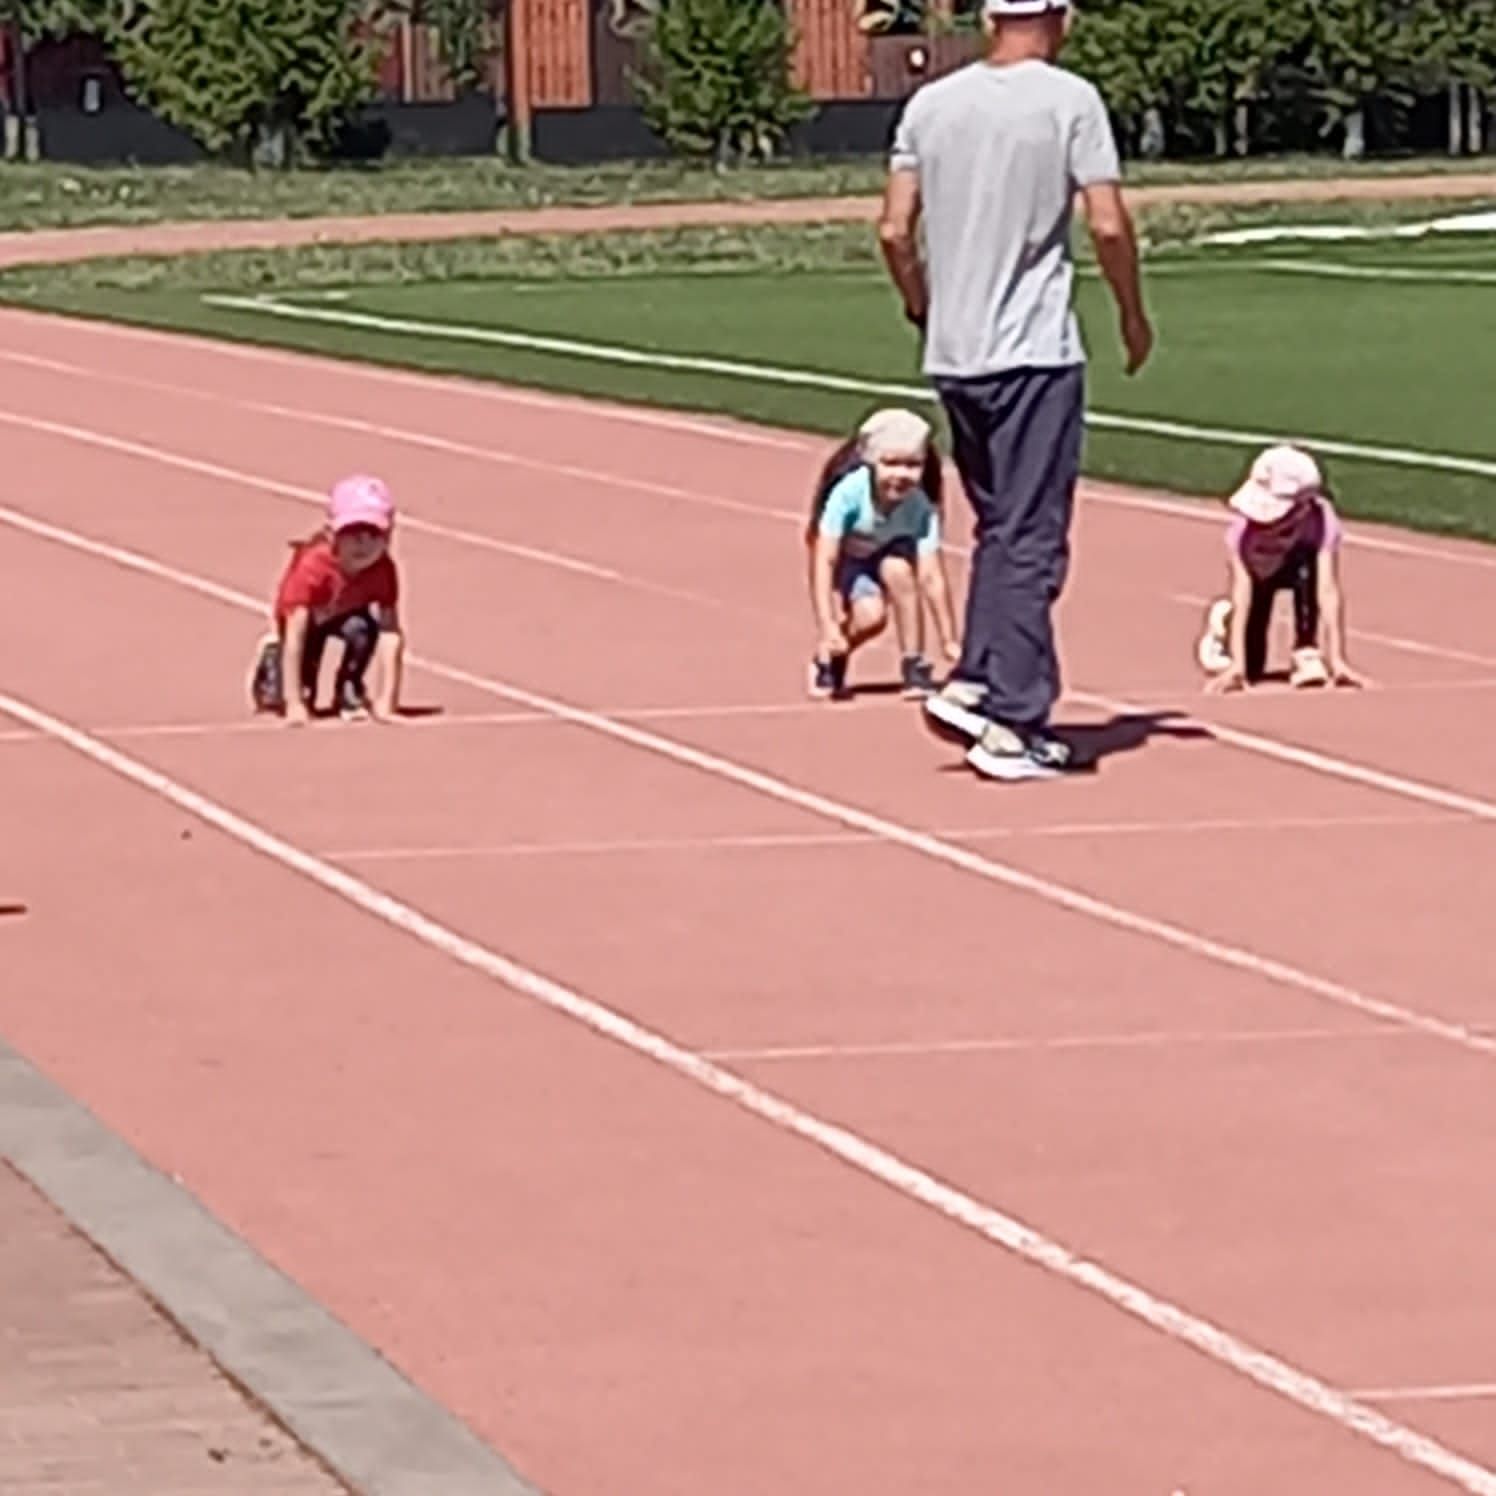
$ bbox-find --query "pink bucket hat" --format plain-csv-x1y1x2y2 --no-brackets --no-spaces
328,474,395,534
1228,445,1322,525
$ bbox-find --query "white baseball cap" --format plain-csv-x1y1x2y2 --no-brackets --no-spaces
983,0,1070,13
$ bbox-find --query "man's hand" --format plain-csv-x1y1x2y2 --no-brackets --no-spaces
1121,309,1154,375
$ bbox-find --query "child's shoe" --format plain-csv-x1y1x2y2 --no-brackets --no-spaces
1197,598,1234,675
900,654,937,699
809,654,849,700
337,678,373,721
1290,646,1330,690
249,634,284,713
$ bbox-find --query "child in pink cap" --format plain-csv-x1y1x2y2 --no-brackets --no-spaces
1197,444,1362,693
250,475,405,724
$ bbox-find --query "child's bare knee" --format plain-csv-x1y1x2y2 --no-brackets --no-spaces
879,556,917,593
850,596,888,638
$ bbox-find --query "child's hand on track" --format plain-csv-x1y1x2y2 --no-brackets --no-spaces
1332,664,1367,689
942,639,962,665
822,624,849,657
285,700,311,727
1205,669,1245,696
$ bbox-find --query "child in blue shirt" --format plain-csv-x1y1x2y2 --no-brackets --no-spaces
805,408,960,699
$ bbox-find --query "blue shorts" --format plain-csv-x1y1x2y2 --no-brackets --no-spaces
834,542,916,605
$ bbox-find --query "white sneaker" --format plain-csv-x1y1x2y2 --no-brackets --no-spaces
966,721,1064,782
1290,646,1330,689
1197,598,1234,675
923,679,990,744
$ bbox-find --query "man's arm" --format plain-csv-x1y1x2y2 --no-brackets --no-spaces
1081,182,1152,375
878,167,928,331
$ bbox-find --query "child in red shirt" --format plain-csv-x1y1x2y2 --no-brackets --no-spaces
250,475,405,724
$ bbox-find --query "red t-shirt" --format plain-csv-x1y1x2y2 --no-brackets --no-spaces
274,536,399,627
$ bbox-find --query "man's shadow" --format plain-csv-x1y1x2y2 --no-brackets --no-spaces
1051,711,1209,773
934,709,1207,777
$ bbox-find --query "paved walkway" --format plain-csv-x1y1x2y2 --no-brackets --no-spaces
0,170,1493,269
0,1161,346,1496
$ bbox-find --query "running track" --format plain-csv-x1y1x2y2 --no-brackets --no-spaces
1,305,1493,1495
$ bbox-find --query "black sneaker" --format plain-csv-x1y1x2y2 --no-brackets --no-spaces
336,679,372,721
900,655,938,699
808,654,850,700
249,635,284,714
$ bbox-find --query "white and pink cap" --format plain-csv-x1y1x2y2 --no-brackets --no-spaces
328,474,395,534
1228,445,1322,526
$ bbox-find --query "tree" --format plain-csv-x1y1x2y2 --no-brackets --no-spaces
1299,0,1417,158
1183,0,1302,157
108,0,391,164
633,0,813,165
1409,0,1496,153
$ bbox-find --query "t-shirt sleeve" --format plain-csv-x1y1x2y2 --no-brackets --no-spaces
277,548,336,615
917,504,942,558
889,93,923,174
1068,81,1122,190
1225,515,1247,559
817,476,859,541
375,556,400,608
1319,499,1344,552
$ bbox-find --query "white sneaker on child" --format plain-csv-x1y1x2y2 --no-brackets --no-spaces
1196,598,1234,675
1290,647,1330,689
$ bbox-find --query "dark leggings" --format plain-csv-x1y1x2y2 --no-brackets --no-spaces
299,610,380,702
1244,548,1319,683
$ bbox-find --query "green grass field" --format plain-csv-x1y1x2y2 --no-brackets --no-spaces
4,201,1493,540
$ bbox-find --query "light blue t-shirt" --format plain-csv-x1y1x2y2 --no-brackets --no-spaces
817,466,942,560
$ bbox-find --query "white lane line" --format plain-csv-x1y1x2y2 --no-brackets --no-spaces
1263,259,1496,286
320,812,1455,864
4,332,1492,573
1075,689,1496,824
6,396,1495,828
1351,1385,1496,1406
702,1025,1428,1063
203,292,1496,484
2,497,1494,1068
4,684,1494,1496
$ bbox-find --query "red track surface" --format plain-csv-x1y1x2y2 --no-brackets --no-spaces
1,306,1493,1495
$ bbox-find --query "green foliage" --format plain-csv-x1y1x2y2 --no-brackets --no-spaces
107,0,390,163
633,0,815,165
398,0,489,91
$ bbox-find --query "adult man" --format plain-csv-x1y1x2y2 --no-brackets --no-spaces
878,0,1152,781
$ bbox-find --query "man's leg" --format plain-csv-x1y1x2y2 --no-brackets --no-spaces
969,366,1085,731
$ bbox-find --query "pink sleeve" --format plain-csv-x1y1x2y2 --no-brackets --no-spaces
1320,500,1343,551
1224,515,1246,558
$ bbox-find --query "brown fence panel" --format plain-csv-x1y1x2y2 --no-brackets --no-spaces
527,0,593,106
789,0,870,100
593,0,648,107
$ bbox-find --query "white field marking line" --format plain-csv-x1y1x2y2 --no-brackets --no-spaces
8,320,1492,575
1169,591,1496,672
1263,259,1496,286
702,1024,1428,1064
4,688,1496,1496
321,811,1458,865
5,496,1495,1068
1074,688,1496,826
205,292,1496,485
1351,1385,1496,1406
1,397,1489,830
